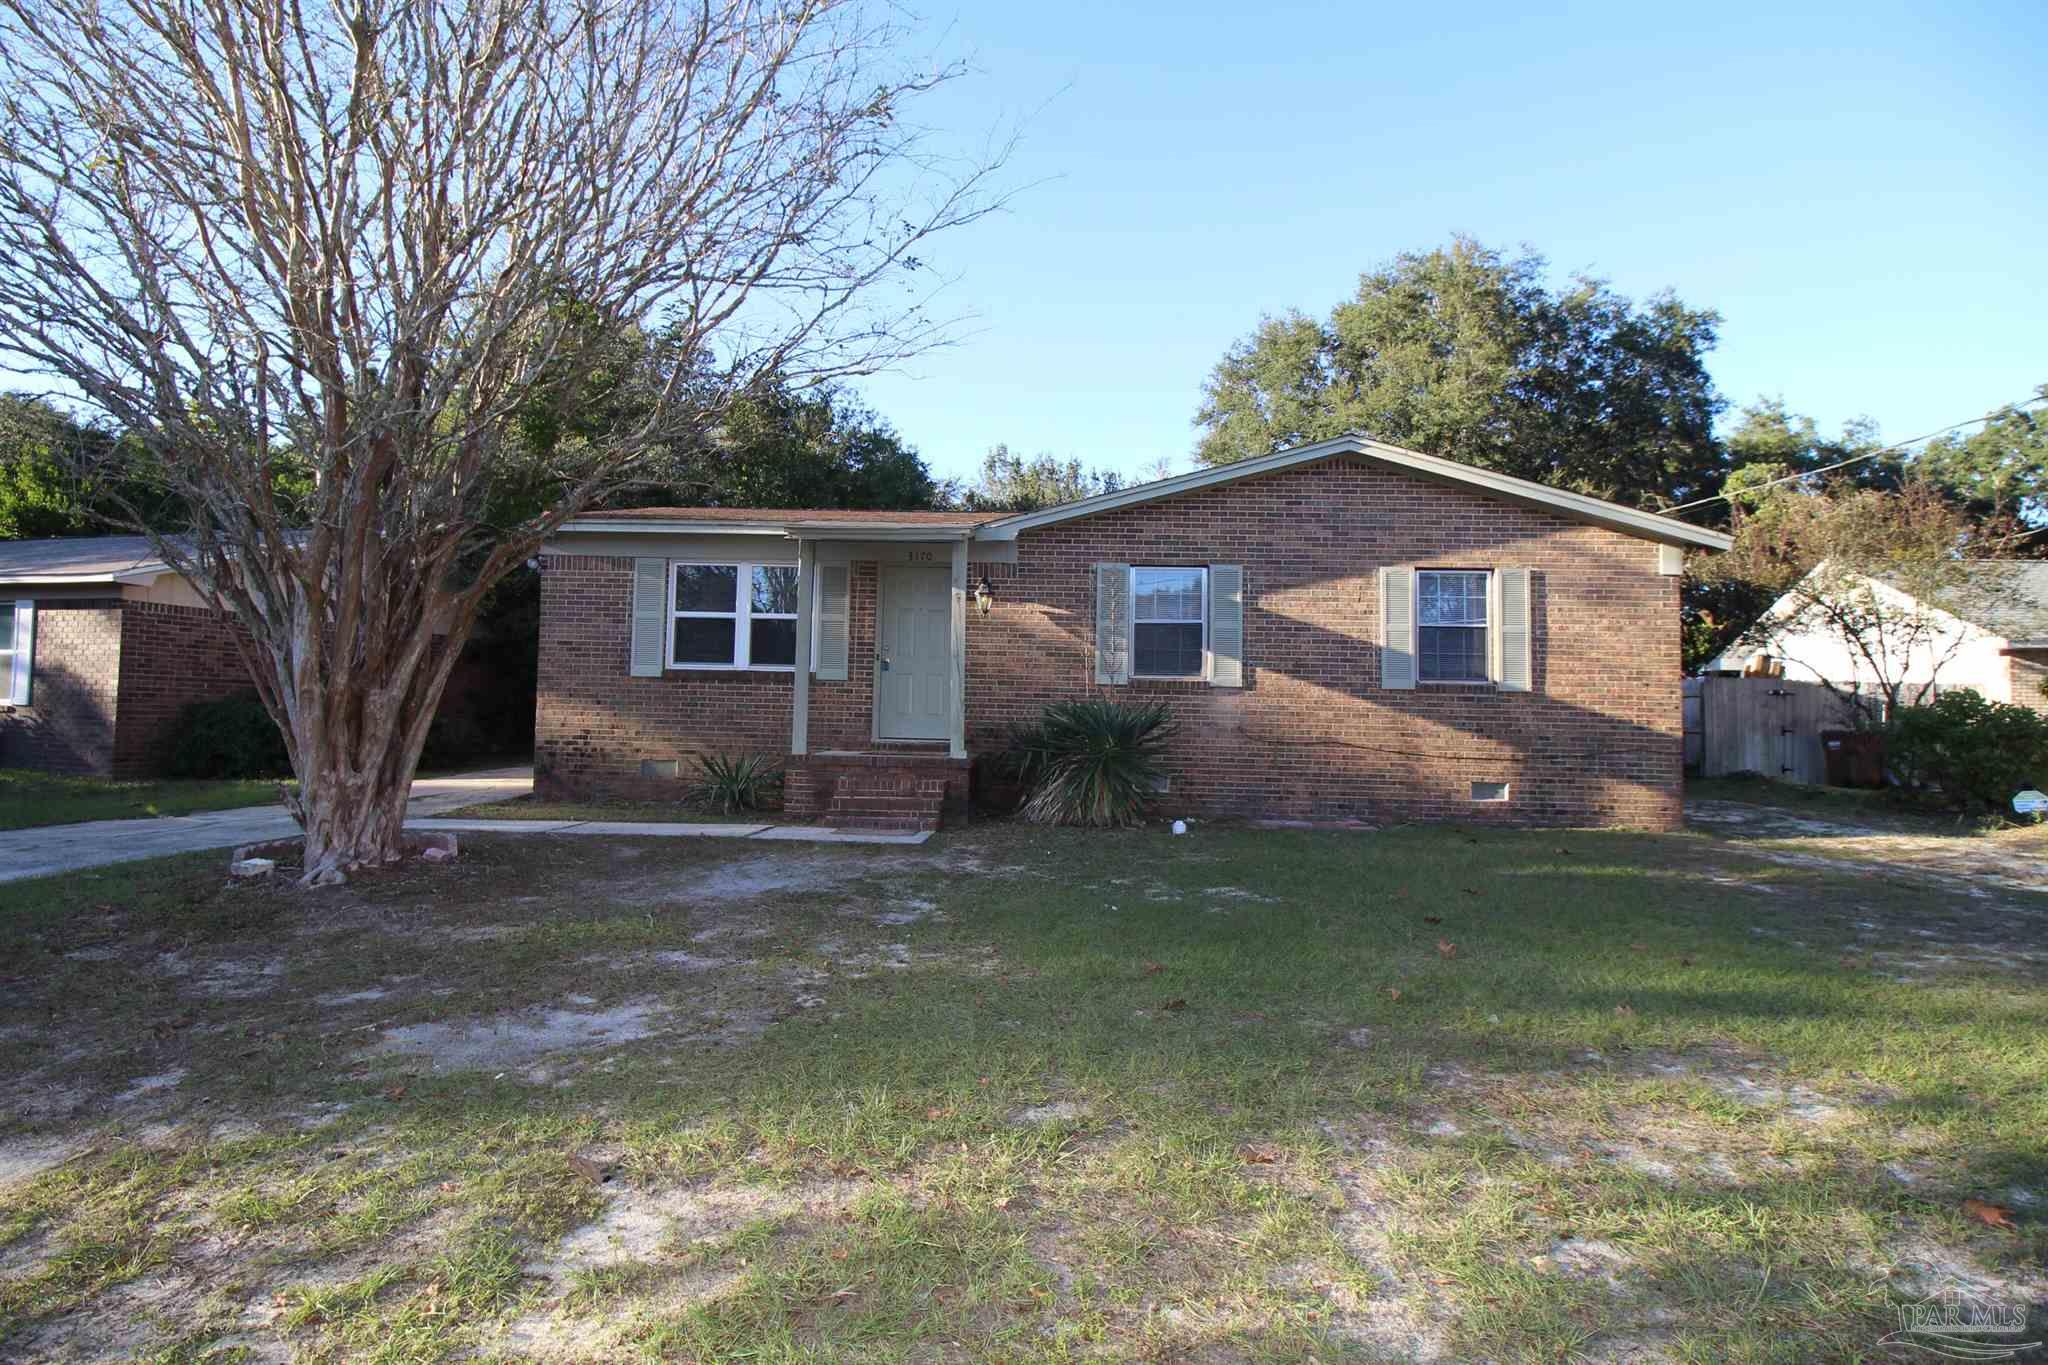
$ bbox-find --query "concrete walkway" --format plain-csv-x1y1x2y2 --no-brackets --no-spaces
0,767,533,884
0,767,937,885
407,818,931,846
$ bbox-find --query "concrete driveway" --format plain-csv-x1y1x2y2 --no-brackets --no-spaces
0,767,532,884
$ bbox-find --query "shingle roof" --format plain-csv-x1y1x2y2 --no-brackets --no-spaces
1913,560,2048,641
0,534,171,583
573,507,1000,526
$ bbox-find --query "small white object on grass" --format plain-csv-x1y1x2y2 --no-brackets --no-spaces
1171,820,1188,836
229,858,275,878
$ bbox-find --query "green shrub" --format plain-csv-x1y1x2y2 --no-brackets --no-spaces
686,752,781,814
1889,690,2048,816
164,690,290,779
1011,698,1178,828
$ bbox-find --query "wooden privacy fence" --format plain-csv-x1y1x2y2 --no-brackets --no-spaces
1683,676,1860,784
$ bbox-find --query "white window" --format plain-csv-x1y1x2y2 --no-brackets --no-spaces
1418,570,1490,683
0,603,16,698
0,601,27,705
1132,566,1206,679
669,563,800,670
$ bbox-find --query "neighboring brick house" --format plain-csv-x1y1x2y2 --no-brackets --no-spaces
1706,560,2048,714
0,536,253,777
535,435,1730,830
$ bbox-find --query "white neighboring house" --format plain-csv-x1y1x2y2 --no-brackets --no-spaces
1708,559,2048,712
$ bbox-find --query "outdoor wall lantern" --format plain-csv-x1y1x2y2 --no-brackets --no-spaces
974,575,994,614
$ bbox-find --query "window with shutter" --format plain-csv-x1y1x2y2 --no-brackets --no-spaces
1498,568,1532,692
668,562,799,670
1208,565,1244,688
1380,568,1416,690
1,601,30,705
1417,570,1490,683
1094,564,1131,684
815,562,851,681
1132,566,1206,679
629,561,667,677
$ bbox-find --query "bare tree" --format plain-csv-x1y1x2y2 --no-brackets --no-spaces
0,0,1005,882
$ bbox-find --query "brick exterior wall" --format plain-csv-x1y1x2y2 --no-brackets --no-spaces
2010,651,2048,714
0,597,257,778
536,554,795,800
0,599,124,775
111,601,257,778
535,457,1685,828
968,459,1680,829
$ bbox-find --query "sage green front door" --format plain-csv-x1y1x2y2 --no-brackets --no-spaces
876,565,952,741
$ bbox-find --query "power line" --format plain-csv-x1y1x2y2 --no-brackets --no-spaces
1664,396,2043,517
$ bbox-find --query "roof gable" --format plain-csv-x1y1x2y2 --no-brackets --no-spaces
975,434,1731,551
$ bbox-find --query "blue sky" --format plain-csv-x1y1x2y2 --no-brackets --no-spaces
855,0,2048,485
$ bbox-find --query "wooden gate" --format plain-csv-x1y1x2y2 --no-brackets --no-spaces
1685,677,1858,784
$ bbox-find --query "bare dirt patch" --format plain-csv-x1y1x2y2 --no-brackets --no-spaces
1689,798,2048,900
0,1133,86,1189
500,1177,864,1359
367,1000,669,1073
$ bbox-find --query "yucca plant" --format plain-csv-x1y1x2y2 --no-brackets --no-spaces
686,752,781,814
1015,699,1179,828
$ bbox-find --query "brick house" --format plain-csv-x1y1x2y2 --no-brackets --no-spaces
0,536,252,777
534,434,1730,830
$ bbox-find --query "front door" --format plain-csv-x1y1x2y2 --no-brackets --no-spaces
876,565,952,741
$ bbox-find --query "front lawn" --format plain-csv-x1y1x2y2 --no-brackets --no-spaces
1,814,2043,1361
0,769,284,830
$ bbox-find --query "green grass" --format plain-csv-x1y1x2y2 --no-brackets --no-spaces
438,793,783,823
1,813,2043,1361
0,769,287,830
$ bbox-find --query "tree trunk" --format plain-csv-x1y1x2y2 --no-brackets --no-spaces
297,763,416,886
264,588,470,889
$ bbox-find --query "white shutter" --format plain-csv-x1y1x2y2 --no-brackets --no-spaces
815,562,851,681
1208,564,1244,688
8,600,32,705
629,560,667,677
1498,568,1532,692
1379,567,1415,690
1095,563,1131,685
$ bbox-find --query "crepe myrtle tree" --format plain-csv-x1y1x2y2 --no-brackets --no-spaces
0,0,1007,883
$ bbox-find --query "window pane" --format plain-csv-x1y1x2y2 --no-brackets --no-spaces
1134,622,1203,677
1134,567,1203,622
0,605,12,652
750,617,797,668
751,565,798,615
1419,625,1487,681
674,564,737,613
672,616,737,665
1419,571,1488,626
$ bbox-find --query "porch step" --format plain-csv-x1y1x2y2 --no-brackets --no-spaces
823,774,947,833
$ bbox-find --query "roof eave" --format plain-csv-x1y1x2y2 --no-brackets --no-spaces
554,518,985,541
787,524,977,542
0,565,168,588
555,518,793,536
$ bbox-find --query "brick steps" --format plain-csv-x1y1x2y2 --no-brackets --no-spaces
823,775,946,833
